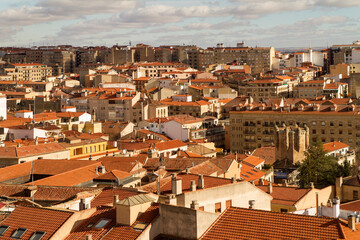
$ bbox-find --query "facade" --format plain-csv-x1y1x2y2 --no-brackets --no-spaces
230,104,360,153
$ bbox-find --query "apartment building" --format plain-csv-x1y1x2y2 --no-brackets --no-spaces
230,104,360,153
1,63,52,81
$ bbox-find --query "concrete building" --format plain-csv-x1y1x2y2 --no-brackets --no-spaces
229,103,360,153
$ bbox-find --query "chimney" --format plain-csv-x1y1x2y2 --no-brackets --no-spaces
97,166,106,174
35,137,38,145
190,180,197,191
310,182,315,189
198,175,204,189
282,179,288,187
86,234,92,240
258,178,264,186
171,173,182,195
186,168,190,174
333,197,340,218
268,182,273,194
249,200,255,209
348,214,356,231
190,200,199,210
231,177,236,183
113,195,119,207
336,177,343,200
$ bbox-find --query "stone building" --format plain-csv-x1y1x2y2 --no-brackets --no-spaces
275,124,310,166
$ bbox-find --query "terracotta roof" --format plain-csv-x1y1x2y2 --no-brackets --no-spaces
94,170,132,181
102,204,159,240
0,205,73,240
0,184,99,202
343,175,360,187
341,199,360,212
251,147,276,165
240,164,265,182
188,160,224,176
141,172,238,194
176,150,203,158
144,157,208,171
0,142,68,159
26,162,102,186
242,155,264,168
91,188,142,208
64,206,115,240
99,157,142,173
323,141,349,152
256,185,312,206
155,139,187,151
200,207,345,240
0,159,98,183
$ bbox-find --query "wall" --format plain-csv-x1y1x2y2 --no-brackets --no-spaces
157,203,219,239
177,181,272,213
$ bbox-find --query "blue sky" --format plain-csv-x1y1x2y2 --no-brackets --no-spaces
0,0,359,48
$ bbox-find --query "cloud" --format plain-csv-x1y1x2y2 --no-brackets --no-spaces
0,0,139,26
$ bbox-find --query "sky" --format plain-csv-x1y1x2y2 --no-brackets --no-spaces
0,0,360,48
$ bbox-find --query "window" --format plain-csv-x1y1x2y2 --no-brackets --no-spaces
93,219,111,229
215,202,221,213
226,200,232,208
0,225,9,236
354,191,359,200
30,231,46,240
11,228,27,239
280,208,288,213
312,129,316,134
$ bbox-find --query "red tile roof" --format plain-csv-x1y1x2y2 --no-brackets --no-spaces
340,199,360,212
0,205,73,240
155,139,187,151
94,170,132,181
256,185,312,206
0,142,68,159
64,206,115,240
200,207,346,239
252,147,276,165
102,204,159,240
323,141,349,152
240,164,265,182
242,155,264,168
90,188,142,208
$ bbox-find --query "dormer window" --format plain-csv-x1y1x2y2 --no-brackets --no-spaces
29,231,46,240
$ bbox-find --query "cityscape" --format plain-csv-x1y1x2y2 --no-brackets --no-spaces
0,0,360,239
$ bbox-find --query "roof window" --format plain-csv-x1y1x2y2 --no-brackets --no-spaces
29,231,46,240
93,219,111,229
0,225,9,236
11,228,27,239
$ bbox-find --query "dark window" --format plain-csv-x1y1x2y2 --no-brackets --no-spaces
215,202,221,213
93,219,111,229
226,200,232,208
11,228,27,239
30,231,46,240
354,191,359,200
0,225,9,236
280,208,288,213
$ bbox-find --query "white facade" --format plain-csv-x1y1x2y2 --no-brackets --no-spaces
0,94,7,120
61,106,77,112
8,127,48,140
78,113,92,123
15,110,33,119
351,49,360,64
163,120,190,142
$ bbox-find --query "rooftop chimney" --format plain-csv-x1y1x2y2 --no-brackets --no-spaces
249,200,255,209
310,182,315,189
333,197,340,218
86,234,92,240
97,166,106,174
25,185,38,198
258,178,264,186
113,195,119,207
198,175,205,189
348,214,356,231
171,173,182,195
35,137,38,145
282,179,288,187
190,180,197,191
268,182,273,194
190,200,199,210
231,177,236,183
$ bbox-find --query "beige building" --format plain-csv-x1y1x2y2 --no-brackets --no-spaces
1,63,52,81
230,104,360,153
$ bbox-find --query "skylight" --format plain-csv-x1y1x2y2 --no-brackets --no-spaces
29,231,46,240
11,228,27,239
0,225,9,236
133,223,149,231
93,219,111,229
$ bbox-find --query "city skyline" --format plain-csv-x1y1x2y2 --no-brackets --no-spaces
0,0,359,48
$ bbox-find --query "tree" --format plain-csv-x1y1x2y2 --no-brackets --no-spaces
297,136,340,188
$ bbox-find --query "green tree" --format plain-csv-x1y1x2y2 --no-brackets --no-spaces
297,136,340,188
